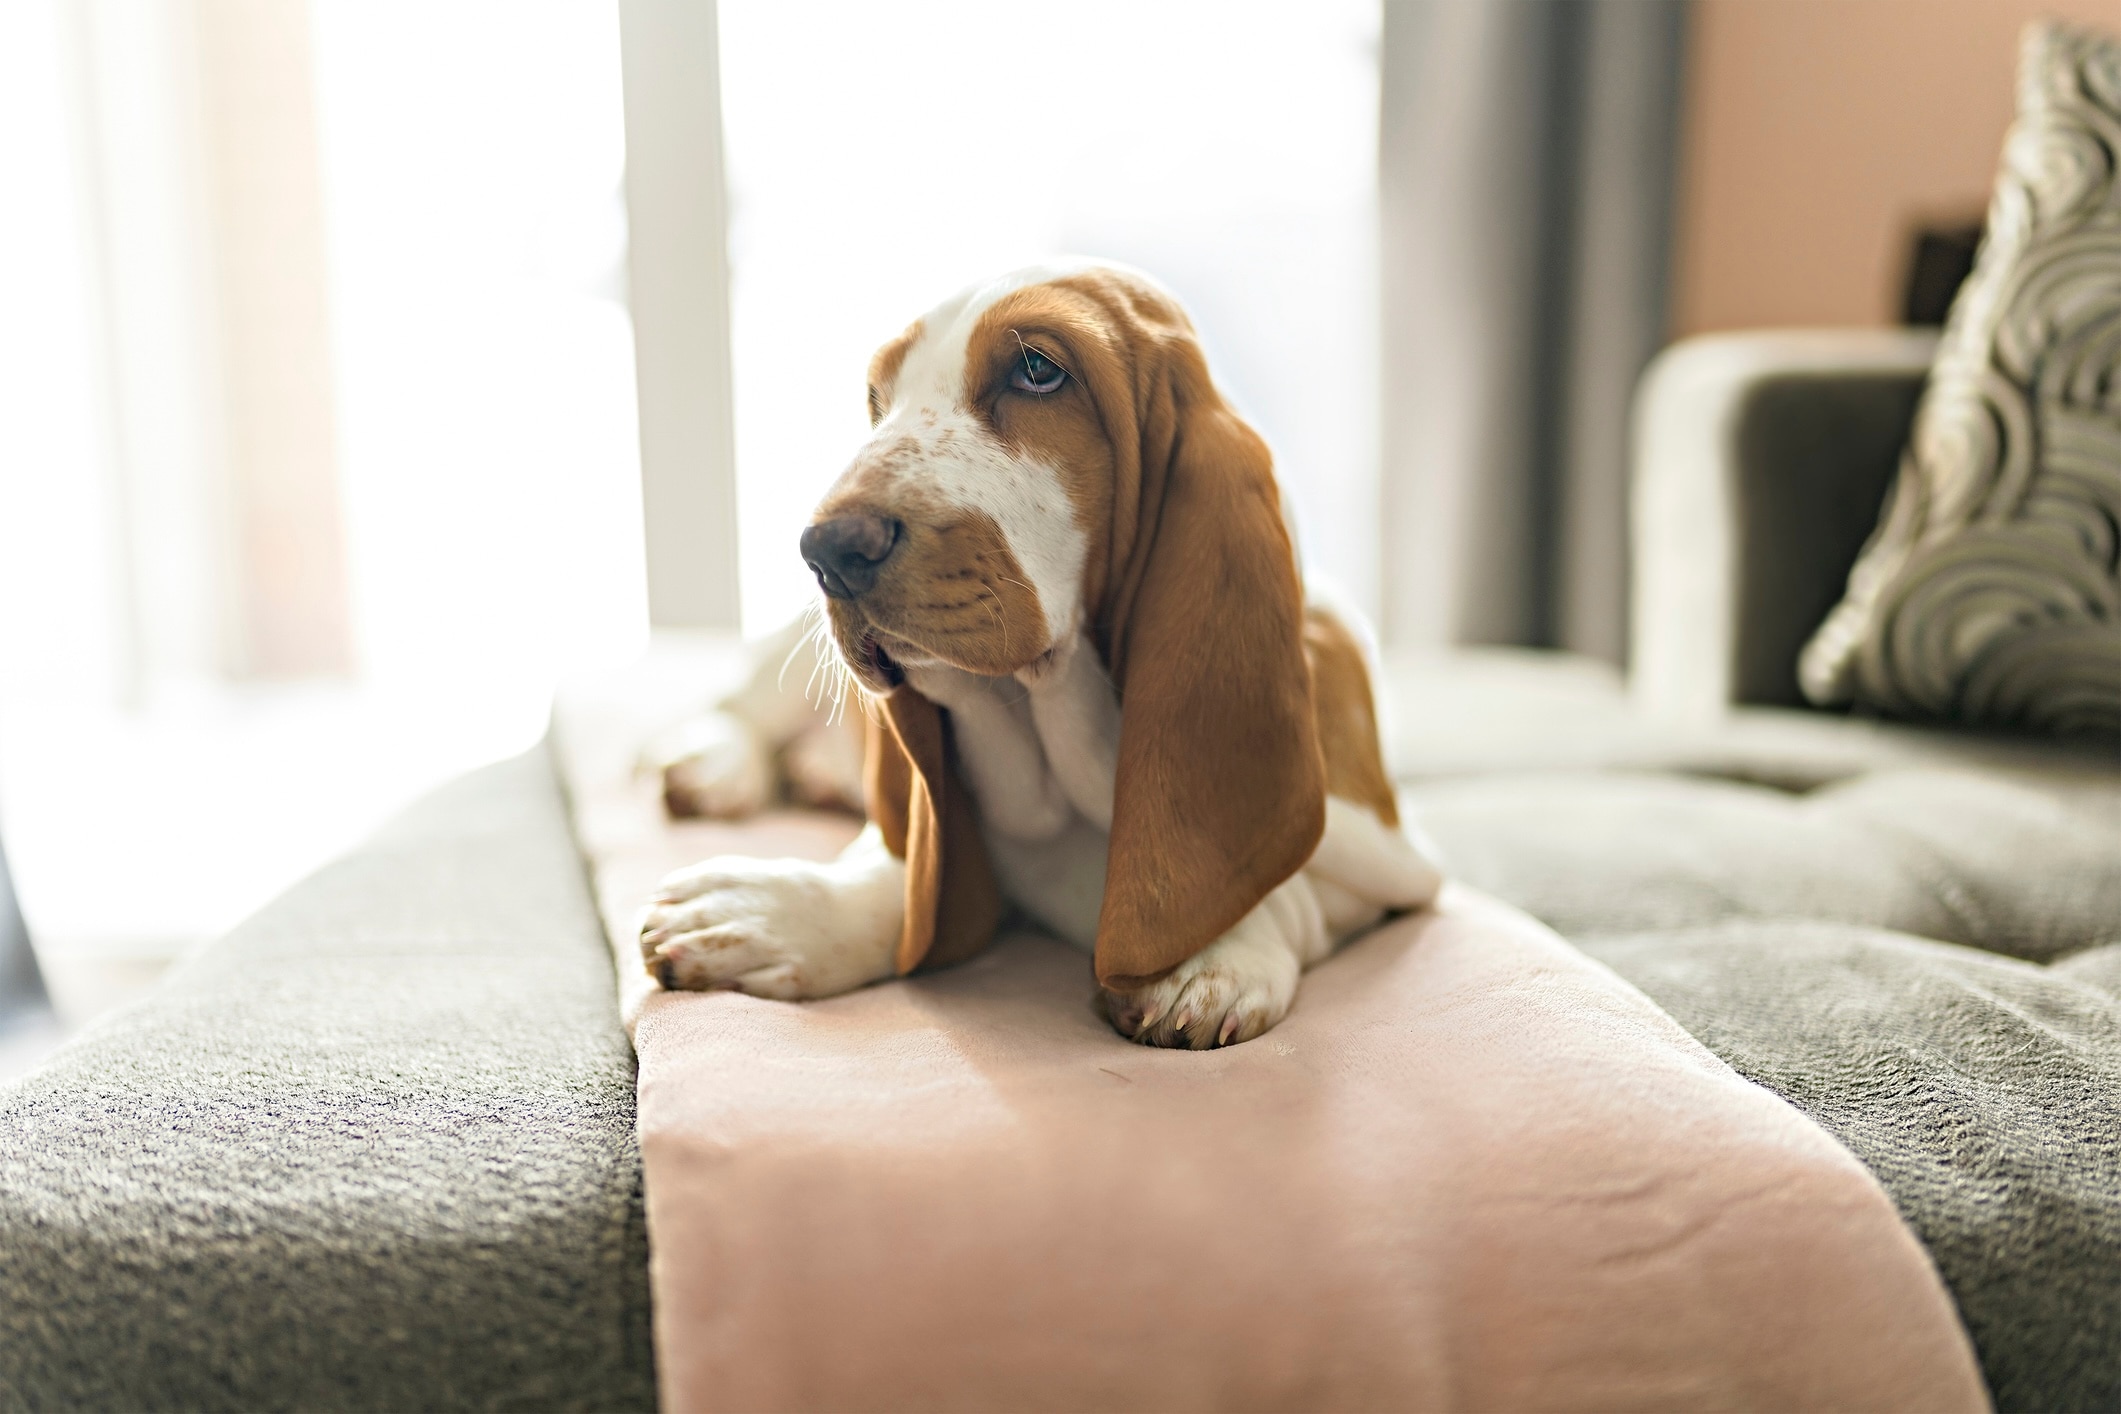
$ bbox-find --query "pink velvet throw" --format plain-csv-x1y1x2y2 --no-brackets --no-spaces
623,861,1984,1413
553,668,1986,1413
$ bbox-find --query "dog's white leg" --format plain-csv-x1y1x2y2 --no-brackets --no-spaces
653,710,777,819
780,713,867,811
1306,797,1443,919
639,823,906,999
658,614,855,819
720,612,846,741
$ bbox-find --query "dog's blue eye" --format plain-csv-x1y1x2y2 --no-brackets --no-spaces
1010,349,1066,395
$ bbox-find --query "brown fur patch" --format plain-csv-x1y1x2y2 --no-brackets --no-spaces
959,287,1121,612
815,497,1046,683
1303,606,1400,826
866,689,1004,974
866,319,922,424
959,268,1325,989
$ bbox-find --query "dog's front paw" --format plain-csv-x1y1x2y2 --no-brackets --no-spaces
1103,927,1301,1050
639,855,898,1000
652,711,773,820
781,718,866,813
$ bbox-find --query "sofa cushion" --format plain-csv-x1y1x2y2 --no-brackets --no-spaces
1584,923,2121,1414
1407,724,2121,1411
0,749,655,1412
1797,19,2121,737
1410,730,2121,1409
1410,762,2121,962
1380,646,2105,787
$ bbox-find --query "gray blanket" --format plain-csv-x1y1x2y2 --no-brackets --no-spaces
1586,924,2121,1414
1416,759,2121,1413
0,749,655,1412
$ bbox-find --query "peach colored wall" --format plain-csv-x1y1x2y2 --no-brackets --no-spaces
1671,0,2121,335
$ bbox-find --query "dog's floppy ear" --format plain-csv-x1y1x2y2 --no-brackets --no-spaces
1091,320,1326,992
864,687,1003,974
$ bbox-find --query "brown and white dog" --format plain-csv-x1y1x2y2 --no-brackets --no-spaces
639,262,1441,1047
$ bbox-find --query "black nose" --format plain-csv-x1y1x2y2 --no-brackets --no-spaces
800,515,900,599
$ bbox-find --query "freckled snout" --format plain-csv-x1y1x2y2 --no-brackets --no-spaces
801,514,901,599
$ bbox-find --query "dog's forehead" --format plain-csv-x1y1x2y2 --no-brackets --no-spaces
888,260,1107,413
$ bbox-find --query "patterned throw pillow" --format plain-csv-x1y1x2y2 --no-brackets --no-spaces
1799,20,2121,737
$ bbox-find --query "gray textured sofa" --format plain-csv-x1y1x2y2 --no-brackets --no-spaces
0,752,655,1411
0,331,2113,1411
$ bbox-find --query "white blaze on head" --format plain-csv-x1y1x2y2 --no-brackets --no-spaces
863,264,1106,649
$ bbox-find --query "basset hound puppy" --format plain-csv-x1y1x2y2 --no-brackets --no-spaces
640,262,1442,1047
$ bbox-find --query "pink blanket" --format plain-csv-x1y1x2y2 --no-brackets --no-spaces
627,875,1983,1410
554,672,1985,1412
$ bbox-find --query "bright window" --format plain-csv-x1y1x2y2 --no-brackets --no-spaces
0,0,1382,1020
719,0,1383,634
0,1,641,1017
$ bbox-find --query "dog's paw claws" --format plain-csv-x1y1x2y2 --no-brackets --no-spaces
1102,932,1298,1050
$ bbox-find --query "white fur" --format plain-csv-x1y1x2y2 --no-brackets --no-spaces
652,616,868,817
643,824,905,999
866,266,1098,649
642,263,1443,1047
647,626,1441,1046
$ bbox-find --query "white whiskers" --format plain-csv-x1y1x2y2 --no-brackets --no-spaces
786,600,860,725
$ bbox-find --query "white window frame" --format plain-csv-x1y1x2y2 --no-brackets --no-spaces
617,0,741,631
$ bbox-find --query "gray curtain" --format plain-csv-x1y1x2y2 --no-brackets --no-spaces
1379,0,1688,664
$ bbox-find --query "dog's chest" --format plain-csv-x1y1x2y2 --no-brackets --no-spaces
905,646,1122,950
961,667,1117,836
958,686,1113,951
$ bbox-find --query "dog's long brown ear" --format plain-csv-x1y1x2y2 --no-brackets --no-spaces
1093,333,1325,992
864,688,1003,974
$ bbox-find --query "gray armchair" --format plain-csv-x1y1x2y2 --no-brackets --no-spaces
1628,328,1939,721
1379,328,2090,787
